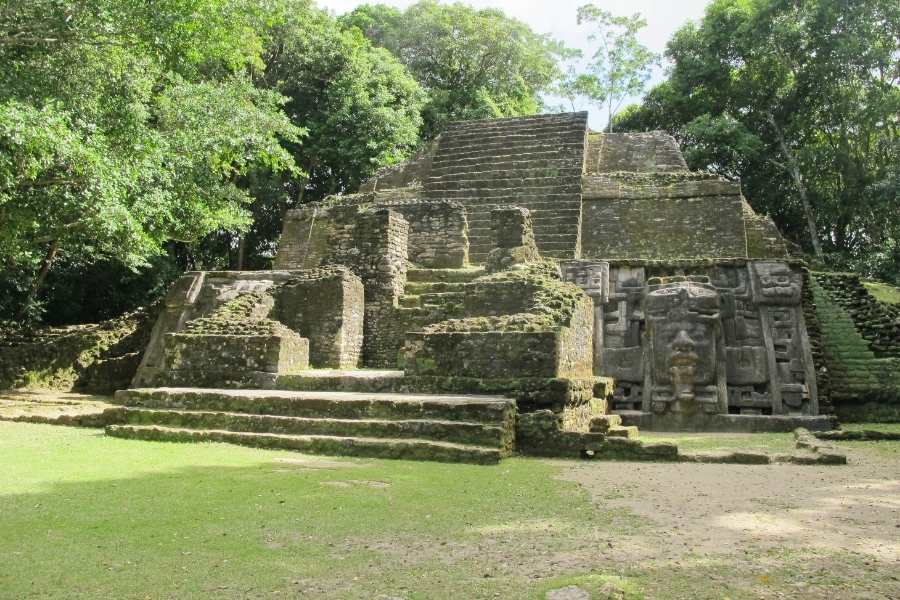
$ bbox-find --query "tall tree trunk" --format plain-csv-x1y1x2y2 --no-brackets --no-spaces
767,111,825,263
17,239,59,320
236,236,247,271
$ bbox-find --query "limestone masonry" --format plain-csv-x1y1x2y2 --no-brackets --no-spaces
104,112,855,459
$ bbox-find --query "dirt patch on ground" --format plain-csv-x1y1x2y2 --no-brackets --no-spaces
562,447,900,561
0,390,115,422
557,444,900,598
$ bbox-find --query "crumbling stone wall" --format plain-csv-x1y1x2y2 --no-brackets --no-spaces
360,139,440,192
743,200,789,258
276,269,364,369
581,174,748,260
277,197,466,270
163,292,309,388
132,268,365,386
485,206,541,273
0,306,157,393
402,263,595,409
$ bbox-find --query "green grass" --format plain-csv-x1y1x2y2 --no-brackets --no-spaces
639,431,796,454
0,422,633,600
841,422,900,433
863,280,900,304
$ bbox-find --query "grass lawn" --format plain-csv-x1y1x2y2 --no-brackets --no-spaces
2,421,898,599
0,422,635,600
863,280,900,304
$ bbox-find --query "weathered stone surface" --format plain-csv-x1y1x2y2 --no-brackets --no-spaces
485,206,541,273
562,259,821,430
132,268,364,386
109,387,516,463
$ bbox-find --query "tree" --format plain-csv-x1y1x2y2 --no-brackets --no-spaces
0,0,302,320
341,1,565,138
221,1,426,270
568,5,658,131
617,0,900,275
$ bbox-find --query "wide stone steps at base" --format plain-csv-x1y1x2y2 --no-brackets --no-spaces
106,426,503,465
110,387,515,464
119,408,507,447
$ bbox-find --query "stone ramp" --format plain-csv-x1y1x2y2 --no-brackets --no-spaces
108,388,516,464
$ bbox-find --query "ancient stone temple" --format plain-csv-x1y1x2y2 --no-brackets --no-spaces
109,112,834,462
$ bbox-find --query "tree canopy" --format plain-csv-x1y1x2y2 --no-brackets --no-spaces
617,0,900,278
0,0,302,318
340,1,565,138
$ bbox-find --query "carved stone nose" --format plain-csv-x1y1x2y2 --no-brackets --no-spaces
672,329,695,353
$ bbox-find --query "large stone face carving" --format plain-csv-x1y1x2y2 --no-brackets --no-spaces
562,259,820,428
644,280,725,416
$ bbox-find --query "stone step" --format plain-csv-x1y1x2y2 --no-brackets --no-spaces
607,425,639,439
399,295,422,308
434,185,583,199
431,146,585,167
466,212,582,230
426,169,583,187
120,408,509,448
106,425,504,464
275,369,406,393
405,281,471,295
468,221,578,238
407,267,485,283
443,119,586,139
430,196,582,209
442,120,585,140
113,388,516,424
430,155,581,171
419,291,466,305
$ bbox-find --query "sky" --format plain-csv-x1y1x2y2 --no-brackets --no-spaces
318,0,712,129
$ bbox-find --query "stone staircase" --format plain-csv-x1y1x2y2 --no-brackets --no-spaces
399,266,485,312
423,113,588,263
107,387,516,464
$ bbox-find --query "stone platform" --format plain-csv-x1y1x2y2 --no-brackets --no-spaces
617,410,838,433
108,388,516,464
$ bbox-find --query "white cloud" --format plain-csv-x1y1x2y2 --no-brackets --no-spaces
317,0,712,129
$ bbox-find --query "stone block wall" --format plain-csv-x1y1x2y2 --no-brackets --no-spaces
277,196,466,270
275,269,364,369
160,291,310,387
360,139,440,192
744,201,789,258
400,264,596,408
585,131,688,174
581,174,748,260
373,199,468,268
486,206,541,273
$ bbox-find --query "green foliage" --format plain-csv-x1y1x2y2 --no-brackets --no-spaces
0,0,303,320
564,5,659,131
217,1,426,271
341,1,565,138
616,0,900,278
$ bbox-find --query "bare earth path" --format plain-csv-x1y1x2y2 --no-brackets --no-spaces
560,443,900,598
